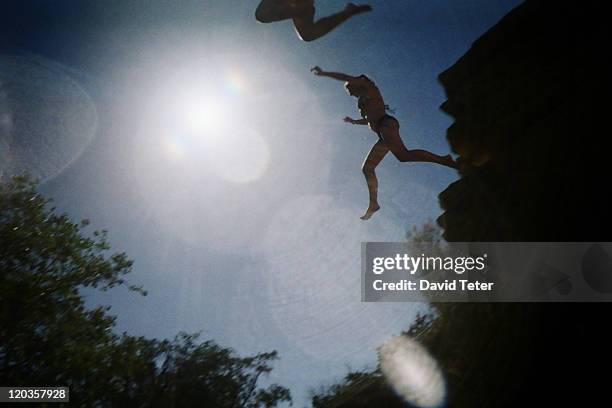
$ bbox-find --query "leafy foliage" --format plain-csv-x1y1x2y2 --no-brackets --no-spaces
0,176,291,407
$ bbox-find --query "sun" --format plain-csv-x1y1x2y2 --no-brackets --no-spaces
130,48,331,248
174,92,228,138
139,64,271,185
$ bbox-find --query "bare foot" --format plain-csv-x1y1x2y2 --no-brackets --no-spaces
443,154,457,169
360,203,380,220
346,3,373,15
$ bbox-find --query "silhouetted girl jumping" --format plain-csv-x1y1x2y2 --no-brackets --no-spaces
255,1,372,42
312,66,457,220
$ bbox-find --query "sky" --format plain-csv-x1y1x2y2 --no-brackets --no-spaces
1,1,522,406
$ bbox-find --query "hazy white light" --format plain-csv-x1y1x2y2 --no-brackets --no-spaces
225,71,247,95
164,137,186,159
211,129,270,184
131,49,333,249
147,70,269,183
176,95,228,137
378,335,446,408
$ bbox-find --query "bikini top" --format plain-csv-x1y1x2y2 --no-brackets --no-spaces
358,94,395,120
358,95,385,111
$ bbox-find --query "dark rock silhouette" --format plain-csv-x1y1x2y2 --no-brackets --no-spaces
434,1,611,407
437,0,609,242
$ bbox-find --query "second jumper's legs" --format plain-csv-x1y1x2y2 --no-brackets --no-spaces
292,3,372,42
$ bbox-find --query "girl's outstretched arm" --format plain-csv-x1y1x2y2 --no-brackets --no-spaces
344,116,368,125
311,66,357,81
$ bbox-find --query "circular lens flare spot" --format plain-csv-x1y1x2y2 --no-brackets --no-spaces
211,129,270,184
225,71,247,95
378,335,446,408
164,136,187,159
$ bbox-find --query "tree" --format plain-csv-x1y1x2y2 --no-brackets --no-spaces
0,175,291,407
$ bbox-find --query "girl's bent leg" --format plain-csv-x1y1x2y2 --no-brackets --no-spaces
379,123,457,168
398,150,457,168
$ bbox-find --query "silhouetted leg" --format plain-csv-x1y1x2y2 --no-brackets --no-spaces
379,120,457,168
360,140,389,220
397,149,457,168
293,3,372,42
255,0,312,23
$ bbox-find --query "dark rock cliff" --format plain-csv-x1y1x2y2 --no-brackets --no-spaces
436,1,611,407
437,0,609,241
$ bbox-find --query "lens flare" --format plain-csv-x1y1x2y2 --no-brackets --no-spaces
164,136,187,159
378,335,446,408
0,54,97,182
225,71,247,95
211,129,270,184
132,51,333,249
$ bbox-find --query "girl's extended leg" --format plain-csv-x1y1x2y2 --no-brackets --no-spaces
255,0,286,23
293,3,372,42
255,0,313,23
379,119,457,168
361,140,389,220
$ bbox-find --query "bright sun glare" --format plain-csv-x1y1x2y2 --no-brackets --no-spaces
132,51,332,249
145,65,270,184
178,96,227,137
